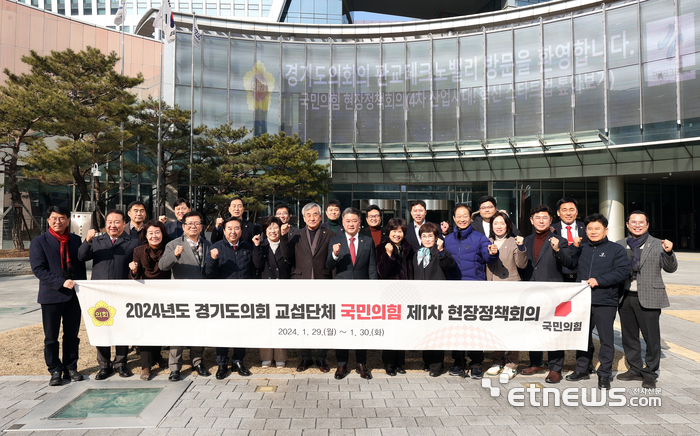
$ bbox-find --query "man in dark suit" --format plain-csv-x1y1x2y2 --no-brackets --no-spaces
471,195,521,238
159,211,212,380
616,210,678,389
406,200,430,250
359,204,386,247
127,200,148,239
78,209,140,380
30,206,87,386
519,204,573,384
205,217,255,379
326,207,379,380
159,197,192,240
211,197,260,245
284,202,336,373
552,197,588,282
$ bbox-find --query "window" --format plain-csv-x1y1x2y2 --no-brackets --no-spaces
57,0,65,14
84,0,92,14
97,0,106,15
71,0,79,14
44,0,52,10
137,1,147,13
110,0,119,14
206,3,217,15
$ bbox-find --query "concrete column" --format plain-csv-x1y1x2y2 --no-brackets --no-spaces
599,176,625,242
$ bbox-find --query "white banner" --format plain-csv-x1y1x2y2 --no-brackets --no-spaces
75,280,591,351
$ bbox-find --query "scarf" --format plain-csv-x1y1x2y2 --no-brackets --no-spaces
627,232,649,280
417,247,431,268
49,227,73,278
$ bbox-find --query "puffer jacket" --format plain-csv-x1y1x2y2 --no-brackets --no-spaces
570,237,630,306
444,225,498,280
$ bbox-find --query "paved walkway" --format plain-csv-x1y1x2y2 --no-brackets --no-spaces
1,253,700,436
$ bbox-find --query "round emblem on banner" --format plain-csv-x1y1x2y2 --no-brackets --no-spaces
88,301,117,327
244,61,276,111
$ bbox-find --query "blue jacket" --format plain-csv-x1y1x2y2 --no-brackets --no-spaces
444,225,498,280
570,237,630,306
30,231,87,304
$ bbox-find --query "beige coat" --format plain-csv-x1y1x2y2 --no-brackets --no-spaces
486,237,528,281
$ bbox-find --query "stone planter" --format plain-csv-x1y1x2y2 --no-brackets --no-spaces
0,258,32,277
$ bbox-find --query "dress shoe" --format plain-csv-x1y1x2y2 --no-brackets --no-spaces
169,370,180,382
63,369,84,382
95,367,114,380
232,361,251,376
642,376,656,389
49,371,62,386
545,371,562,383
316,360,330,373
296,359,313,372
215,365,228,380
334,365,348,380
195,364,211,377
140,368,151,381
598,375,611,389
521,365,547,375
385,365,397,376
616,370,643,381
429,370,441,378
117,366,133,378
356,364,372,380
395,366,406,375
565,371,590,382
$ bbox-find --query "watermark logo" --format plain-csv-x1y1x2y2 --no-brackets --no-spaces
482,375,661,407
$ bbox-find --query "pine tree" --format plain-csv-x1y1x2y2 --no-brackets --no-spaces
22,47,145,228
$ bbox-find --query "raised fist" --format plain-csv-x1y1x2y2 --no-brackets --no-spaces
332,243,341,257
174,245,184,257
662,239,673,252
129,261,138,274
86,229,96,243
252,235,261,246
487,244,498,255
550,237,560,252
440,221,449,234
436,238,444,251
216,217,224,228
210,248,219,260
385,243,394,257
281,223,291,235
158,215,167,224
515,236,524,245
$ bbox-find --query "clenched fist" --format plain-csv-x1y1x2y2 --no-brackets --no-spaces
129,261,138,274
210,248,219,260
436,238,444,251
63,279,76,289
515,236,524,245
252,235,261,246
174,245,184,257
281,223,291,235
550,237,560,252
440,221,450,234
216,217,224,228
332,243,341,257
86,228,96,243
662,239,673,252
158,215,167,224
487,244,498,255
385,243,394,257
573,236,583,247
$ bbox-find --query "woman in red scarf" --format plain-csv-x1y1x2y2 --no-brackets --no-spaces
129,220,171,380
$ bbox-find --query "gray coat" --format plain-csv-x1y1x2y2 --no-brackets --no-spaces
616,235,678,309
159,235,211,279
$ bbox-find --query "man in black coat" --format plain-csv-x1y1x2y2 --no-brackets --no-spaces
205,217,255,379
552,197,588,282
30,206,87,386
159,197,193,240
471,195,521,238
77,209,140,380
559,213,630,389
211,197,260,245
519,205,572,384
326,207,379,380
126,200,148,239
405,200,430,250
284,202,336,373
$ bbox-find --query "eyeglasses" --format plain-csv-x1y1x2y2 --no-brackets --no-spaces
184,222,202,228
48,217,68,223
532,216,551,222
628,221,647,226
479,205,495,210
367,214,381,219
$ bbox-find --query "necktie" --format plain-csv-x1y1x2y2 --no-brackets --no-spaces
111,238,116,245
349,237,356,265
418,247,431,268
566,226,573,245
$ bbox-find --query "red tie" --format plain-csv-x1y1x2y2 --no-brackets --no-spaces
349,237,356,265
566,226,573,245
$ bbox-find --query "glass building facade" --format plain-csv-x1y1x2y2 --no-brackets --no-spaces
160,0,700,246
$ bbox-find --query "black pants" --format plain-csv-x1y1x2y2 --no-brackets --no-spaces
215,348,246,366
527,350,565,372
452,350,483,368
336,349,367,366
41,295,81,374
301,349,328,362
619,293,661,379
97,346,129,369
382,350,405,368
423,350,444,372
575,305,617,378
